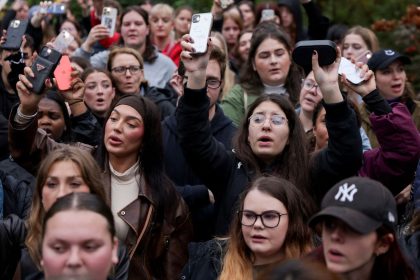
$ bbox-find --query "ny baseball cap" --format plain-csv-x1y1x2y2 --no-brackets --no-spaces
367,49,411,72
309,177,397,234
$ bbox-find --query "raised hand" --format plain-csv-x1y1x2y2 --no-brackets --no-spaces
341,62,376,97
180,34,212,90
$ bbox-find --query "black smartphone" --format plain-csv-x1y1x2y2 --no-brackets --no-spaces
292,40,337,70
2,19,29,51
28,46,62,94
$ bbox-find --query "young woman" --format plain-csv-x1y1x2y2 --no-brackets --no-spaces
178,34,364,232
362,49,420,148
181,176,313,280
221,10,243,60
149,4,182,66
342,26,379,63
81,67,116,126
308,176,415,280
237,1,256,30
297,71,323,153
173,6,193,40
10,70,193,278
41,192,119,280
221,22,303,126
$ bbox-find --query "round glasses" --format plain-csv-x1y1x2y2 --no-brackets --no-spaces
248,113,288,127
111,65,142,75
302,79,320,94
238,210,287,228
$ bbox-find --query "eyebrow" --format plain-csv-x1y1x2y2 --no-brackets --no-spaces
112,109,143,122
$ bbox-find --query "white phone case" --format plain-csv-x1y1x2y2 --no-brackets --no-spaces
189,13,213,54
101,7,118,37
338,57,364,85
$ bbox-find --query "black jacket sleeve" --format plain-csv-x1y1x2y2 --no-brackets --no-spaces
303,1,330,40
310,101,363,203
70,109,102,147
0,214,26,280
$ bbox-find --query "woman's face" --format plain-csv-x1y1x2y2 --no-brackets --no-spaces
104,105,144,165
342,34,369,61
375,60,407,100
174,9,192,36
238,32,252,62
38,98,66,141
279,7,293,28
239,4,255,29
322,218,382,275
313,107,328,150
299,72,323,113
150,10,173,39
253,38,291,86
247,101,290,164
42,160,90,211
42,210,118,280
241,189,289,265
84,72,115,117
110,53,143,94
222,18,241,46
121,11,149,49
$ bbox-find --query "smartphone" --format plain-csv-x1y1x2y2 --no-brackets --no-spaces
261,9,275,21
48,3,66,15
54,55,72,91
189,13,213,54
101,7,118,37
2,19,29,50
52,30,74,53
338,57,364,85
28,46,62,94
292,40,337,69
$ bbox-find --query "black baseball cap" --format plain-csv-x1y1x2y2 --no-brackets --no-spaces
367,49,411,72
309,177,397,234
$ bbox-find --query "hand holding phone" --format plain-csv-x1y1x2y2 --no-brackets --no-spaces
54,55,72,91
2,19,29,50
189,13,213,55
101,7,117,37
338,57,364,85
28,46,62,94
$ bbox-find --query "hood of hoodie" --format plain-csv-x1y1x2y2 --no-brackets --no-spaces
277,0,306,41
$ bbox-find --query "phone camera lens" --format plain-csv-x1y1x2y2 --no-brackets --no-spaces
192,15,200,23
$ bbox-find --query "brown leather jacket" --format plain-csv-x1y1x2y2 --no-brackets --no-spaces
9,106,194,279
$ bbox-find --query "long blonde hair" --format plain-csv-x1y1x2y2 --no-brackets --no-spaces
26,147,105,267
219,175,313,280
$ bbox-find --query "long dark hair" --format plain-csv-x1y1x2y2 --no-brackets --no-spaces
119,6,157,63
239,21,303,106
234,94,310,196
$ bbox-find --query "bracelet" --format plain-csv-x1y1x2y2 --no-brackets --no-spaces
68,99,84,106
17,106,38,119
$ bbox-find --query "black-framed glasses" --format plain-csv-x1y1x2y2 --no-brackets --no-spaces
238,210,287,228
111,65,142,75
248,113,288,127
301,78,320,94
206,78,222,89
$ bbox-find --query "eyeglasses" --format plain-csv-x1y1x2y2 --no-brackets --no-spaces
302,79,320,94
238,210,287,228
111,65,142,75
248,113,288,126
206,78,222,89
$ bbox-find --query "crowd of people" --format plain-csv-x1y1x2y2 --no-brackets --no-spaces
0,0,419,279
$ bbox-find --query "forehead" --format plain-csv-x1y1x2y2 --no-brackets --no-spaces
123,11,145,22
252,100,285,115
344,33,366,45
48,160,81,175
111,53,141,66
38,98,63,113
86,71,111,82
177,9,192,17
112,104,142,119
240,32,252,42
256,38,287,53
243,189,287,212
